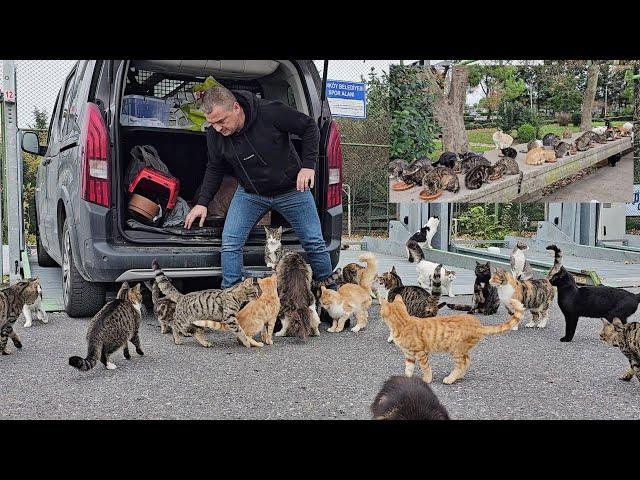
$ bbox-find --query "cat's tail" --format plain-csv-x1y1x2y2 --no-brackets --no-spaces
68,343,101,372
288,307,313,339
192,320,228,331
480,299,523,335
357,252,378,293
545,244,563,277
151,259,182,302
445,303,473,311
143,280,161,305
430,264,442,299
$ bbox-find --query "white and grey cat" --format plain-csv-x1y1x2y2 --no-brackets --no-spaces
510,241,533,281
264,225,282,269
416,260,457,297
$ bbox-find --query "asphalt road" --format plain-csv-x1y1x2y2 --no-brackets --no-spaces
2,292,640,420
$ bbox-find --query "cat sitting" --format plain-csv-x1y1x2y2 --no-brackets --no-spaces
600,318,640,383
416,260,457,297
69,282,144,371
380,295,523,384
370,375,450,420
447,261,500,315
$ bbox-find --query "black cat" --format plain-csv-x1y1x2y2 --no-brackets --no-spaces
547,245,640,342
370,375,450,420
500,147,518,159
447,261,500,315
434,151,458,169
608,153,621,167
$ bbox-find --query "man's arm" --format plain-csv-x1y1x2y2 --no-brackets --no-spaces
268,102,320,170
196,130,227,207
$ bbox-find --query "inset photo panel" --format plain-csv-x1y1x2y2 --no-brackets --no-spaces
388,61,635,203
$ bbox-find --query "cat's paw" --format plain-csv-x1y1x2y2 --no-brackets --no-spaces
525,322,536,328
423,373,433,383
387,335,394,343
274,329,287,337
106,362,117,370
619,373,633,381
351,325,362,333
265,339,273,345
510,325,519,331
23,320,32,328
442,375,457,385
327,326,335,332
14,340,22,349
124,350,132,360
2,349,11,355
559,336,571,342
136,348,144,356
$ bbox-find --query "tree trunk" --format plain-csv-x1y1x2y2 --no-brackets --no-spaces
580,62,599,131
431,65,470,153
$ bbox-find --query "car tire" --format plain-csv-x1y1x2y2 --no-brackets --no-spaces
36,230,58,267
61,219,106,317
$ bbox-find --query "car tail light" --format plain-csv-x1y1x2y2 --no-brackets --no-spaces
80,102,110,208
326,121,343,209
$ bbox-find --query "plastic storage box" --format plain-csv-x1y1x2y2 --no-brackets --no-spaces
121,95,173,127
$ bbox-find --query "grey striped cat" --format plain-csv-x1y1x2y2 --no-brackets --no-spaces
491,156,520,177
144,280,176,334
378,265,446,342
453,154,490,174
0,277,43,355
464,164,492,190
68,282,144,371
421,166,460,195
554,141,571,158
151,259,260,348
575,131,595,151
600,318,640,383
400,161,434,187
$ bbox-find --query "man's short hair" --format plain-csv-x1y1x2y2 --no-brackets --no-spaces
201,85,237,114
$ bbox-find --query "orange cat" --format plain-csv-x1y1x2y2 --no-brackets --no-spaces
319,252,377,333
525,146,546,165
380,295,523,384
193,274,280,347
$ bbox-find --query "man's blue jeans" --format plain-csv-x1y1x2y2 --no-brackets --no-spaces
221,185,333,288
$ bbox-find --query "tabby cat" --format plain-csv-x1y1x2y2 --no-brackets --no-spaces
543,148,557,163
490,156,520,177
152,259,260,347
453,154,490,174
575,131,595,151
400,161,434,187
378,265,446,342
194,274,281,347
464,164,493,190
600,318,640,383
447,261,500,315
421,166,460,195
489,267,554,330
144,280,175,334
370,375,450,420
416,260,456,297
542,133,561,147
562,128,572,139
554,141,571,158
0,277,42,355
264,225,282,269
68,282,144,370
388,159,409,181
380,295,523,384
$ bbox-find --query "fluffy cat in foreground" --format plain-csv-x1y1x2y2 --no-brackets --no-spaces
416,260,456,297
69,282,144,371
194,274,280,346
489,267,554,330
152,259,260,347
380,295,523,384
370,375,450,420
0,277,43,355
319,253,377,333
447,261,500,315
600,318,640,383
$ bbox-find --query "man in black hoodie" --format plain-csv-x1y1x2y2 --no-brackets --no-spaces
184,85,335,289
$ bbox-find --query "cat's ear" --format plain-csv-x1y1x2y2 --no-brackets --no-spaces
612,318,623,328
393,295,403,304
264,226,270,234
391,265,397,274
320,286,326,291
485,261,490,267
600,318,610,326
277,226,283,235
132,283,142,293
244,278,254,286
476,260,481,265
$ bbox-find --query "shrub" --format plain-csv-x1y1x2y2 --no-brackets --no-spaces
571,112,581,126
517,123,536,143
557,112,570,127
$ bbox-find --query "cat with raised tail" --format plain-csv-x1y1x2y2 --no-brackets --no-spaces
69,282,144,371
416,260,457,297
380,295,523,384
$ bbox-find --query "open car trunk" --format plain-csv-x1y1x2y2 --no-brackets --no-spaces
115,60,312,246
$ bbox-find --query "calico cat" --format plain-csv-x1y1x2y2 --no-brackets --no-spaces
144,280,175,334
447,261,500,315
416,260,456,297
380,295,523,384
152,260,261,347
388,159,409,181
421,167,460,195
519,139,543,153
0,277,43,355
378,265,446,342
464,164,493,190
434,152,458,169
500,147,518,159
525,146,546,165
400,161,434,187
491,156,520,177
546,244,640,342
370,375,450,420
319,252,377,333
600,318,640,383
68,282,144,371
489,267,554,330
453,154,490,175
273,243,322,339
510,241,533,281
542,133,561,147
554,141,571,158
193,274,280,347
342,263,364,284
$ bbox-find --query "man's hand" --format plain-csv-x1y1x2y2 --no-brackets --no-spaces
184,205,208,229
296,168,315,192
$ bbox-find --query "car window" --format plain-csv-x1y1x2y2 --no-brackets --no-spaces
62,61,88,139
58,66,78,139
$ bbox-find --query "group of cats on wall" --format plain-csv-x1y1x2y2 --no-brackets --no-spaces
389,122,631,201
2,220,639,420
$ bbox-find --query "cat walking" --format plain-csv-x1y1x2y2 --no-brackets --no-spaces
600,318,640,383
0,277,43,355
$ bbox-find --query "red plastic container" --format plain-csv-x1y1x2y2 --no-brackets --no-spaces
128,167,180,210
